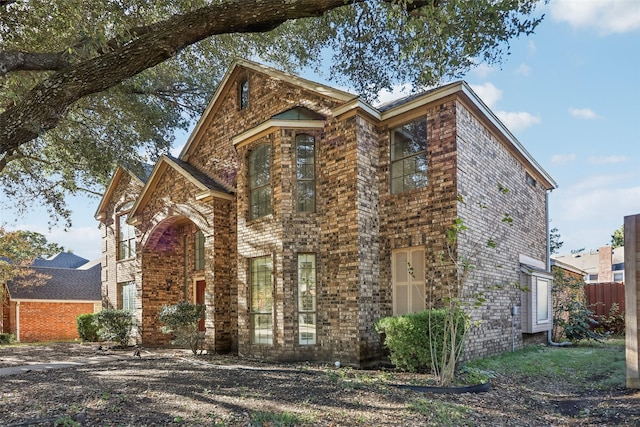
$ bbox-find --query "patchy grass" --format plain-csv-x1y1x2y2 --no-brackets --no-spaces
465,336,626,389
409,399,473,426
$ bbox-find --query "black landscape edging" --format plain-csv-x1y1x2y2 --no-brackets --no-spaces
393,382,490,394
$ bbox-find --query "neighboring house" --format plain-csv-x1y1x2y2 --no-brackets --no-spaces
1,253,101,342
96,60,556,366
552,246,625,317
552,246,625,284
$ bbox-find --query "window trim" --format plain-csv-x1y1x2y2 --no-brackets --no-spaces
239,78,249,110
118,281,136,313
194,230,205,271
248,143,272,220
250,256,274,345
295,133,316,213
116,208,136,261
391,247,426,316
390,117,428,194
297,253,317,345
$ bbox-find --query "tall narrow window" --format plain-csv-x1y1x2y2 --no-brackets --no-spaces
119,281,136,312
390,118,428,194
536,277,549,323
239,78,249,110
392,247,425,315
117,203,136,260
298,253,317,345
194,230,205,271
250,256,273,344
296,134,316,213
249,143,271,219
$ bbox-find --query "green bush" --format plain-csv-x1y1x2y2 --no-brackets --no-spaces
375,309,467,373
596,303,625,335
94,309,134,347
76,313,99,342
159,301,205,355
0,333,15,344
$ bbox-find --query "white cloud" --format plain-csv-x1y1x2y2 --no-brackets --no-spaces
551,153,577,166
470,83,541,132
471,63,495,79
588,155,628,165
527,40,537,54
549,0,640,34
469,83,503,108
515,63,531,76
495,111,541,132
568,107,601,120
374,83,414,106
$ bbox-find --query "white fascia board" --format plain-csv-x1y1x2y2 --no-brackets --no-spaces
332,98,381,120
195,189,234,202
459,83,557,190
232,119,325,147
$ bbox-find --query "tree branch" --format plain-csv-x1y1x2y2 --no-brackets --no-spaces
0,51,71,75
0,0,435,164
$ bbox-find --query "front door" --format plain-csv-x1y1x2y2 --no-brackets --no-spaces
196,280,206,331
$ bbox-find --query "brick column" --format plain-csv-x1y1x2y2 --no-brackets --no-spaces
625,213,640,388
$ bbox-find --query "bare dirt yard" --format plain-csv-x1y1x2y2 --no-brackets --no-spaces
0,342,639,426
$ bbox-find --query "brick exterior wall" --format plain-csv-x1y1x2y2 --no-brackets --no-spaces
97,62,552,365
12,301,97,342
455,99,549,358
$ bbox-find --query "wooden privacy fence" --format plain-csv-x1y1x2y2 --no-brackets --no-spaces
585,282,625,316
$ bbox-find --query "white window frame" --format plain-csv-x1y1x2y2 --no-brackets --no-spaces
119,281,136,313
297,253,317,345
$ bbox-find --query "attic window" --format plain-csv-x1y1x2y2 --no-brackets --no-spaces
526,172,537,187
239,78,249,110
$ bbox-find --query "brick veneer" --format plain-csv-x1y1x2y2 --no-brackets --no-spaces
13,301,96,342
97,61,553,366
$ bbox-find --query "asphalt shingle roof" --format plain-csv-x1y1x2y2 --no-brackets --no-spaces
7,263,101,301
32,252,89,269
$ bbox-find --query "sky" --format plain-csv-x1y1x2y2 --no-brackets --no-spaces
0,0,639,261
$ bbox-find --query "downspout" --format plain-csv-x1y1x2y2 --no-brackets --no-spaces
15,301,20,343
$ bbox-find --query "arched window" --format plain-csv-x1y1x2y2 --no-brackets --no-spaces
296,134,315,213
249,143,271,219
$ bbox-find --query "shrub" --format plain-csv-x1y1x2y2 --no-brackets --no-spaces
552,269,602,342
375,308,467,373
76,313,99,342
94,309,134,347
596,303,625,335
0,333,15,344
159,301,205,355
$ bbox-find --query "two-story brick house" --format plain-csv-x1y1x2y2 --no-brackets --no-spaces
95,60,556,365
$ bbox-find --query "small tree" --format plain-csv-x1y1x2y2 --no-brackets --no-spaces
159,301,205,355
94,309,134,347
551,269,602,342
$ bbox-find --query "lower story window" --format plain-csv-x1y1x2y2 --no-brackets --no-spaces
298,253,317,345
250,256,273,344
392,247,425,316
118,281,136,313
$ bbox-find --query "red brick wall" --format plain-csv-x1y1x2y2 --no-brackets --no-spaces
17,301,95,342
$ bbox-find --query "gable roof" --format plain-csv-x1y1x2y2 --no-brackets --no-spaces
179,59,356,161
32,252,89,269
6,262,101,302
95,165,152,221
128,154,233,225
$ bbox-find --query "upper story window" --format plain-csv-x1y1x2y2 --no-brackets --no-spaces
116,201,135,261
296,134,316,213
390,118,428,194
194,230,205,271
249,143,271,219
239,78,249,110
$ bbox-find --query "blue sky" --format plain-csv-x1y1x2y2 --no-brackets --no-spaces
1,0,639,260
